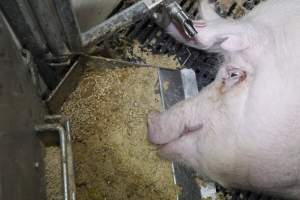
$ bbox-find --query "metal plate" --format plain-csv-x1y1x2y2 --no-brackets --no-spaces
158,68,201,200
0,11,46,200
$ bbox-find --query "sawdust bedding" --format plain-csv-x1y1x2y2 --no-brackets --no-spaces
44,147,63,200
60,64,180,200
101,34,181,70
49,41,231,200
44,32,232,200
130,40,181,69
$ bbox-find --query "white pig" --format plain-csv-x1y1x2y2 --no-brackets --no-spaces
148,0,300,198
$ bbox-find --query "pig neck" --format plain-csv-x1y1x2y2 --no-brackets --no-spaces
225,17,300,130
242,35,300,135
243,20,300,88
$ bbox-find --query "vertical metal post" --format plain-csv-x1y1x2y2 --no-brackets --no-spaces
29,0,71,56
0,0,50,57
35,124,70,200
53,0,82,51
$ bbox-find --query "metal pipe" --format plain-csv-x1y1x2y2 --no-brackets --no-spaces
166,2,198,38
0,0,49,57
65,120,76,200
44,115,63,121
46,59,84,113
42,115,77,200
35,123,69,200
53,0,82,51
28,0,70,56
81,0,149,48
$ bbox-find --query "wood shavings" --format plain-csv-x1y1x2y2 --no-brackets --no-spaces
130,40,181,69
61,66,179,200
45,147,63,200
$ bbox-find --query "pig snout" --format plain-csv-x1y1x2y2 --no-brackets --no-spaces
147,110,203,145
147,103,205,169
147,111,166,145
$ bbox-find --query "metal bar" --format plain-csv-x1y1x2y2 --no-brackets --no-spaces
46,58,85,113
158,68,218,199
0,0,49,57
0,12,48,96
0,3,62,91
28,0,70,56
44,115,63,122
65,120,76,200
180,68,198,98
53,0,82,51
43,115,77,200
35,123,69,200
158,68,201,200
0,9,46,200
81,1,149,48
180,69,217,200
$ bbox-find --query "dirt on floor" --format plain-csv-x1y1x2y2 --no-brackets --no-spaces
60,65,179,200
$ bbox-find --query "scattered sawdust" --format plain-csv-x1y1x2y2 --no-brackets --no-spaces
44,147,63,200
131,40,181,69
98,33,181,70
61,65,179,200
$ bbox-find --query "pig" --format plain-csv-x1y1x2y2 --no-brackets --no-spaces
148,0,300,198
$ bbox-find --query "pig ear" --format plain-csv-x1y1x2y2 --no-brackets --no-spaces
220,35,249,52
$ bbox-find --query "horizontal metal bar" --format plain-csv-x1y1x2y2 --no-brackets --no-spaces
143,0,164,9
81,0,149,48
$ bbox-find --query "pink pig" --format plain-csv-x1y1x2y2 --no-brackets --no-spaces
148,0,300,198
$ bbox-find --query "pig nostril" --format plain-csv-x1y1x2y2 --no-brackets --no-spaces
202,72,208,79
230,72,238,78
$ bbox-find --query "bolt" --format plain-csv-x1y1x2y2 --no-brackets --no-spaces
34,162,39,168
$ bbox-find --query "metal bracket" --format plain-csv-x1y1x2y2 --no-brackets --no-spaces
166,2,198,38
143,0,164,10
35,115,76,200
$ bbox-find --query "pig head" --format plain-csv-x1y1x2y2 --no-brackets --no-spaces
148,0,300,198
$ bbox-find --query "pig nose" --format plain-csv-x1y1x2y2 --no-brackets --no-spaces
147,111,164,145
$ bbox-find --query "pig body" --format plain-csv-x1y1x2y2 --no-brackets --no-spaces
148,0,300,198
